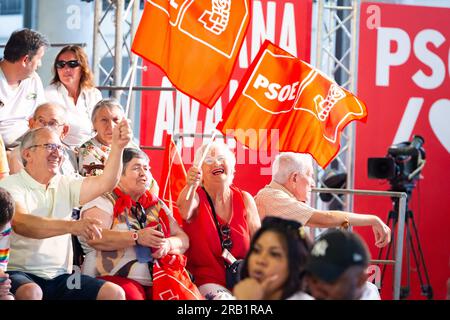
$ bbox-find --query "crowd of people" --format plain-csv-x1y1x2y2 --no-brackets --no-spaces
0,28,392,300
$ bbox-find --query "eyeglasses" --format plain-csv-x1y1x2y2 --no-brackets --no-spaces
220,224,233,250
55,60,80,69
28,143,64,152
204,155,226,165
36,118,65,129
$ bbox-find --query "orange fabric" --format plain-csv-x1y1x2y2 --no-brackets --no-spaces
217,40,368,168
131,0,250,108
158,135,186,226
152,254,204,300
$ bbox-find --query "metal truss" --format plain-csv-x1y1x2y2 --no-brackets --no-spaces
314,0,361,212
92,0,141,100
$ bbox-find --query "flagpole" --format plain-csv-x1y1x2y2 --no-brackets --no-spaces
185,129,219,200
125,56,139,118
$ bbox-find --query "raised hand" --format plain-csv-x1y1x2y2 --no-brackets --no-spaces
186,166,202,189
112,118,132,149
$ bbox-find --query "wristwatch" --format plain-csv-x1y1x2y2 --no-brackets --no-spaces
132,231,139,245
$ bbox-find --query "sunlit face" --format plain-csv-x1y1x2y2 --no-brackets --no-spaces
24,46,45,77
201,146,232,185
56,51,81,89
247,231,289,299
119,157,152,197
23,129,64,176
29,105,66,138
93,106,123,146
291,165,315,203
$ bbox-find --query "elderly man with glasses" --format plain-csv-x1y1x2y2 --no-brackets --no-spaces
7,102,78,176
0,117,132,300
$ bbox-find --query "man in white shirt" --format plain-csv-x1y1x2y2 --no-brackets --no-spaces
305,229,381,300
0,29,48,149
0,117,131,300
8,102,78,176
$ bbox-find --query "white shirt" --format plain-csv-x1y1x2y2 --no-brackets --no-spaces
80,196,152,286
45,83,102,147
0,169,83,279
360,281,381,300
0,68,46,147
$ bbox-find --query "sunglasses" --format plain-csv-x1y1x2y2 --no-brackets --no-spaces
55,60,80,69
220,224,233,250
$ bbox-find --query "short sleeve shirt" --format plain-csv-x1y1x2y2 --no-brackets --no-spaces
0,169,83,279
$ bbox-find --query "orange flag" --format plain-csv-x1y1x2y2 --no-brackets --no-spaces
217,40,368,168
131,0,250,108
159,135,187,226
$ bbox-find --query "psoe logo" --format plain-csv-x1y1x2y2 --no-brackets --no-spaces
243,49,301,114
199,0,231,35
313,83,346,121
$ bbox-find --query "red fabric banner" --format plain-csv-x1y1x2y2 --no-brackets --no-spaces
158,135,187,226
217,40,368,168
131,0,251,108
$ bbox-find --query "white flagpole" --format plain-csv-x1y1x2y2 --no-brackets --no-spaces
125,56,139,118
185,129,219,200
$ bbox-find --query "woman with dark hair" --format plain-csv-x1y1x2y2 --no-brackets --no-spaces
79,148,189,300
233,216,313,300
45,45,102,147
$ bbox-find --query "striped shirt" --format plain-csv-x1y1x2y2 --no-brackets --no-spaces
254,181,314,225
0,223,11,271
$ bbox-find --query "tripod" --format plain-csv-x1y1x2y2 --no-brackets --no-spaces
377,190,433,299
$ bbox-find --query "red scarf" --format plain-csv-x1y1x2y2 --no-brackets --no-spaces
112,187,170,236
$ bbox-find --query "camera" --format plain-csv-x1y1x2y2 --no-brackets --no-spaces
367,135,426,192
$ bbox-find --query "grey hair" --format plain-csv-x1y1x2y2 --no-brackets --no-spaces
32,102,68,123
272,152,313,184
91,98,124,123
20,127,59,166
193,140,236,184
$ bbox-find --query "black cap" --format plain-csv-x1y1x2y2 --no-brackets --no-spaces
305,229,369,283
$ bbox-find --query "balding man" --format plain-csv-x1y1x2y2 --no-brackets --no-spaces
0,29,49,148
8,102,77,175
255,152,391,248
0,117,131,300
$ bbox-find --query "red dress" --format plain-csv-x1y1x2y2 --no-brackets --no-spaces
183,185,250,288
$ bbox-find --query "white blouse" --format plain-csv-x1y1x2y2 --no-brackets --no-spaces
45,83,102,147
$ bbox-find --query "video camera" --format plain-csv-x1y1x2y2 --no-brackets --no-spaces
367,135,426,192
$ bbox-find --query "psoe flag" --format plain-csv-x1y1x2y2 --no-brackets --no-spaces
217,40,368,168
131,0,250,108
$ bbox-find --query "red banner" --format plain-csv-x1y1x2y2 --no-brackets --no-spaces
132,0,250,108
218,40,367,168
355,2,450,299
140,0,313,195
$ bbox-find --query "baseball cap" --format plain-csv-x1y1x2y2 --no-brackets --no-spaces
305,229,369,283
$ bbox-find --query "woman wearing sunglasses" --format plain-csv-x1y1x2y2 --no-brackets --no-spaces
177,141,261,299
45,45,102,148
233,216,314,300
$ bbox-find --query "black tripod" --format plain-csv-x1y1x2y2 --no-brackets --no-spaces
377,189,433,299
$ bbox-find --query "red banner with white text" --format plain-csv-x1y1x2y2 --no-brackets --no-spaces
355,2,450,300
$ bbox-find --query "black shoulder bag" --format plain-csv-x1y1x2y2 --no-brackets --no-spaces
203,188,244,289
